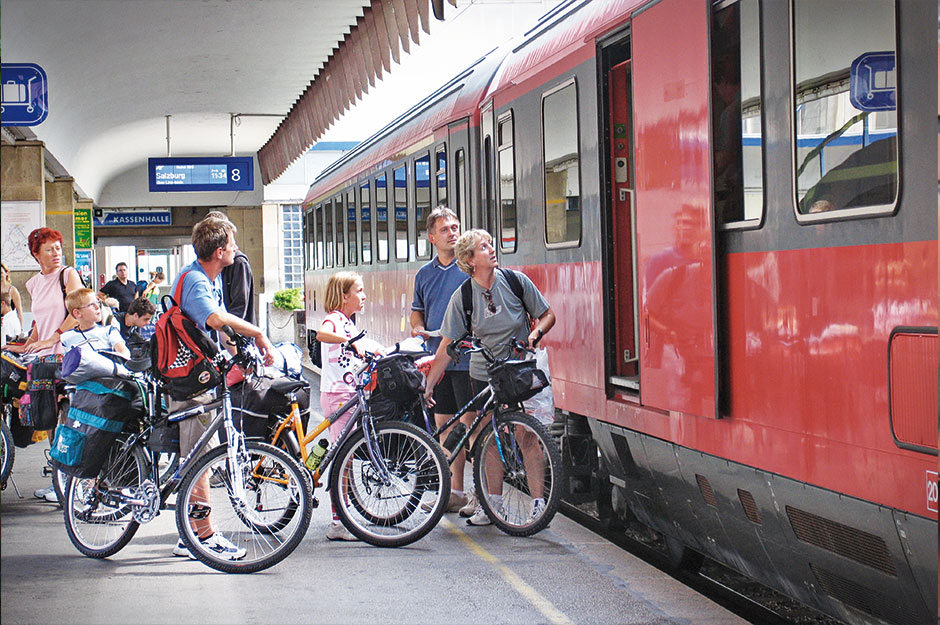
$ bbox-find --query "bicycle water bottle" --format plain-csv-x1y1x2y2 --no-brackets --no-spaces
305,439,329,471
442,423,467,453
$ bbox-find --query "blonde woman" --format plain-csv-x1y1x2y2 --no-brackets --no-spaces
424,229,556,525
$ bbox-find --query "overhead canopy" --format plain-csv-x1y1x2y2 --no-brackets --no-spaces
1,0,453,203
258,0,456,185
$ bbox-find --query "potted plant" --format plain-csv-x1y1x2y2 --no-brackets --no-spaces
268,287,303,343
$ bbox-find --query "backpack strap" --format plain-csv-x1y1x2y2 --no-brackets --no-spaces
58,266,73,315
499,268,528,317
461,278,473,334
460,267,529,334
172,271,191,305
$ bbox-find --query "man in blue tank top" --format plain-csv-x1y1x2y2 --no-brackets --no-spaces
411,206,475,514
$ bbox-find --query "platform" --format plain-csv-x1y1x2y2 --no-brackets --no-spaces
0,435,747,625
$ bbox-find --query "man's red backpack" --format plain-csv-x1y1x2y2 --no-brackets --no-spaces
153,271,223,401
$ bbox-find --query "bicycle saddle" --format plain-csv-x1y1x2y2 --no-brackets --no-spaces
271,377,308,395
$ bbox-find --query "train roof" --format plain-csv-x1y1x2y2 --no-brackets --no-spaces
484,0,640,104
303,44,509,207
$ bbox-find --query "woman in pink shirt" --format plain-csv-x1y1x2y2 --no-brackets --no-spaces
14,228,83,356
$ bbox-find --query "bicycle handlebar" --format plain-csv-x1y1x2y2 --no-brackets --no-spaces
450,334,534,365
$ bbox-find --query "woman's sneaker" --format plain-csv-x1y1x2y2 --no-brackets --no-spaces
326,521,358,541
199,533,247,560
458,494,478,517
33,485,55,499
466,506,492,526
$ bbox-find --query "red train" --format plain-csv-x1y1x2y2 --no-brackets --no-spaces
301,1,938,623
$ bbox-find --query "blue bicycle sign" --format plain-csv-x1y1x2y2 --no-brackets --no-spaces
1,63,49,126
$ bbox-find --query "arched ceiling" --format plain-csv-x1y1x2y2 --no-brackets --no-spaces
1,0,444,204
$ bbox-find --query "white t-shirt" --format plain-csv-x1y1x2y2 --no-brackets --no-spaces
61,324,124,353
1,309,22,346
319,311,363,394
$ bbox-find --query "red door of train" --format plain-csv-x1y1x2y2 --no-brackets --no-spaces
631,0,719,418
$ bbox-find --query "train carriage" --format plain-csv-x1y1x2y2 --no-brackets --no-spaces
301,2,938,624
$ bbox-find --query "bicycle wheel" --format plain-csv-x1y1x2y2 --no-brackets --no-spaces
0,415,13,487
473,411,563,537
63,435,149,558
330,420,450,547
175,441,312,574
341,422,444,529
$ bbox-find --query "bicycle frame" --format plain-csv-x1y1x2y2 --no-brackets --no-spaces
270,356,401,489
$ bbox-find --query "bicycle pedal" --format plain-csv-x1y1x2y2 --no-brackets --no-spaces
311,497,319,509
41,466,53,477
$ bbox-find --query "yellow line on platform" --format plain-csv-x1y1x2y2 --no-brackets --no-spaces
442,517,573,625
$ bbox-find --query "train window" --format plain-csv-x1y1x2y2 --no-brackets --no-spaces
414,153,431,259
346,189,357,265
313,204,323,269
436,146,447,208
542,81,581,246
336,195,346,266
376,174,389,262
360,181,372,264
792,0,898,218
394,165,408,261
711,0,764,224
455,149,466,224
324,199,334,267
497,114,516,252
302,209,310,270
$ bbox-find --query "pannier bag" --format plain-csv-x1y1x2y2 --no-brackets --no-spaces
0,351,28,399
20,355,62,431
50,377,143,478
487,359,549,405
148,419,180,454
153,271,223,401
374,354,425,402
228,376,311,439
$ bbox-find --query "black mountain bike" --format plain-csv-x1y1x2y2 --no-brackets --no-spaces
420,335,563,537
62,326,313,573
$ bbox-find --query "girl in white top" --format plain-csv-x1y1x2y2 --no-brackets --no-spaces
315,271,383,540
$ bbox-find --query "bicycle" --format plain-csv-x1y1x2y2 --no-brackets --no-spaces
420,334,563,537
266,331,451,547
61,325,313,573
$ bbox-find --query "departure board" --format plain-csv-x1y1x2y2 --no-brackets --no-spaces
148,157,254,192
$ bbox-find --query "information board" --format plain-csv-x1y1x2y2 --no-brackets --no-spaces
148,156,254,192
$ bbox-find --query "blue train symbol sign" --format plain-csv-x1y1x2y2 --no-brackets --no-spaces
1,63,49,126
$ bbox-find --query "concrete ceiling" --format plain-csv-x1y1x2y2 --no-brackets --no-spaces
1,0,372,203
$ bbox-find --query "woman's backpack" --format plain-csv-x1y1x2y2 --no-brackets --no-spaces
152,272,223,401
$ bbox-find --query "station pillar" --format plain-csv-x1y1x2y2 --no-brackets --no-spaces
1,141,46,310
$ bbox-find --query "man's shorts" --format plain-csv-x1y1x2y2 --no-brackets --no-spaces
432,369,473,415
167,391,217,458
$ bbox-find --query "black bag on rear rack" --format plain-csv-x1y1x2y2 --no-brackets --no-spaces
0,351,28,400
487,359,548,405
374,354,424,403
228,376,310,439
50,376,143,478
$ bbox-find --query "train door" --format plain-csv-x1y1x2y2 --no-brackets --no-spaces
605,56,639,390
632,0,718,418
448,118,471,231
